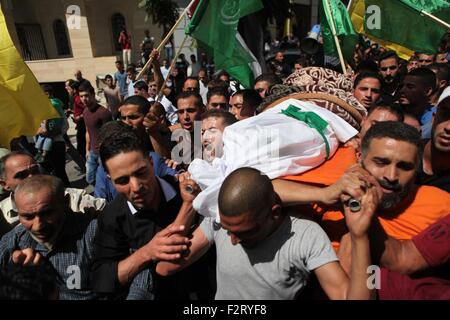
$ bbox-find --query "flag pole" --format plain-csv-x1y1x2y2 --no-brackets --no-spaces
323,0,347,75
156,34,189,102
347,0,353,11
137,0,197,80
420,10,450,29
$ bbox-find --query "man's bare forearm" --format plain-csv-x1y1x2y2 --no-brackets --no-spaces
347,235,375,300
149,131,171,159
117,247,152,285
272,179,326,206
152,60,164,91
173,201,197,236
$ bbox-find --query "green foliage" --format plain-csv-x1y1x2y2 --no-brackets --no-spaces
138,0,180,33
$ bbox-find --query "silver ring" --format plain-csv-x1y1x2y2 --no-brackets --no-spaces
348,199,361,212
185,185,194,194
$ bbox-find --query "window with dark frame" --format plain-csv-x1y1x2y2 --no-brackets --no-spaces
15,23,48,61
53,19,71,56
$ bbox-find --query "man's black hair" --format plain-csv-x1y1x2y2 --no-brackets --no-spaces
0,262,61,300
133,80,149,92
407,67,437,92
361,121,422,165
233,89,263,116
201,109,237,127
378,51,399,64
254,74,282,87
100,130,147,173
207,87,229,102
78,82,95,94
355,60,379,74
176,91,204,109
353,71,383,89
121,95,151,115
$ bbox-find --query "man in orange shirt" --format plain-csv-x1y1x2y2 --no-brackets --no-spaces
274,121,449,252
273,104,404,203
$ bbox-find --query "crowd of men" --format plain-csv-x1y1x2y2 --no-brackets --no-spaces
0,30,449,300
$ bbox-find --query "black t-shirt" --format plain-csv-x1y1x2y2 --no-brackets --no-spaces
417,165,450,193
91,176,212,299
417,145,450,193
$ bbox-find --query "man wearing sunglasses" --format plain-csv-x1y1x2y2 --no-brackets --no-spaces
206,87,229,111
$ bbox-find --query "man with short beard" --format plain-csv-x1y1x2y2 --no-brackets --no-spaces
378,51,403,97
325,122,449,252
273,122,449,252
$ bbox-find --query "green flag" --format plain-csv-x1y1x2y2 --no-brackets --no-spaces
320,0,358,63
399,0,450,14
186,0,263,88
364,0,450,54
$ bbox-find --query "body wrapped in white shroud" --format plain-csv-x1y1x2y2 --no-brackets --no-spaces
188,98,358,220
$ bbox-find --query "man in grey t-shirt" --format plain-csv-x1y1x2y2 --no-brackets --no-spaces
157,167,380,300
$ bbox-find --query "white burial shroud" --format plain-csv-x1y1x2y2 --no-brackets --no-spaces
188,98,358,221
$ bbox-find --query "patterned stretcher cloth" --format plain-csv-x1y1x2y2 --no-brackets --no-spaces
259,67,368,131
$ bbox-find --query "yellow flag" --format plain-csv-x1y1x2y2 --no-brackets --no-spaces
349,0,414,61
0,6,59,148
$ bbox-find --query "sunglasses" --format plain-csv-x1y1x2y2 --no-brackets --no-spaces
120,114,142,121
210,102,228,108
255,88,265,93
177,107,198,114
185,87,199,92
14,164,40,180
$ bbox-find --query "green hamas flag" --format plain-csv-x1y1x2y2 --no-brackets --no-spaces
399,0,450,14
186,0,263,88
320,0,358,63
364,0,450,54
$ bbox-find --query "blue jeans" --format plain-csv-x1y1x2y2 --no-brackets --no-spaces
86,151,100,185
165,47,173,60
